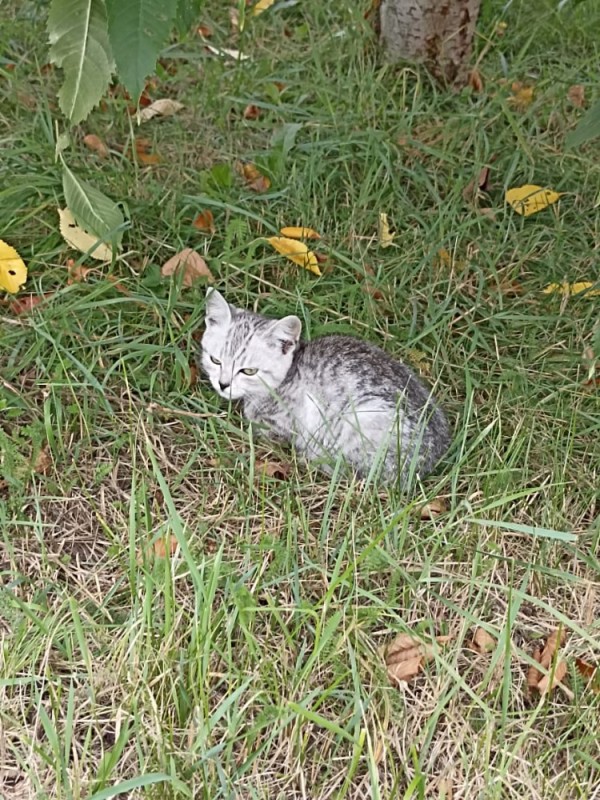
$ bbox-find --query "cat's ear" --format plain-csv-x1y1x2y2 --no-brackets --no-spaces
269,315,301,354
205,288,232,327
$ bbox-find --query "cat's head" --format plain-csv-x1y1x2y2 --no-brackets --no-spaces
201,289,302,400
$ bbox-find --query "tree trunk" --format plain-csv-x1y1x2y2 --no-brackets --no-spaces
378,0,482,87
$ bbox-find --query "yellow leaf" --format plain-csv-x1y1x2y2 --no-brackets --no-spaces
542,281,600,297
378,212,395,248
508,82,534,110
505,184,562,217
58,209,113,262
266,237,321,276
0,239,27,294
279,226,321,240
252,0,276,15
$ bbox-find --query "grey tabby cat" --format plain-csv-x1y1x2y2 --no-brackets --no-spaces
199,289,450,483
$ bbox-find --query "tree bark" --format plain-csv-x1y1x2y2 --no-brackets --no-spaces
379,0,482,86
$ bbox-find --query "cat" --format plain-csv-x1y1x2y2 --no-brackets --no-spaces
199,288,450,484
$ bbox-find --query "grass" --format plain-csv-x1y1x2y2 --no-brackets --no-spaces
1,0,599,797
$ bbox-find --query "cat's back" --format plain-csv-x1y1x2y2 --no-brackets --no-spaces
290,334,422,397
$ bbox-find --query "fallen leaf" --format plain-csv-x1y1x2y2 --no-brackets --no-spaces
468,69,484,93
542,281,600,297
197,23,213,37
154,535,177,558
161,248,214,287
229,6,241,31
243,103,261,120
134,137,161,165
193,209,216,233
33,445,52,474
385,632,451,685
252,0,276,15
505,184,562,217
255,458,292,480
139,98,184,122
9,293,55,315
204,44,250,61
66,257,92,284
537,659,568,694
58,208,113,262
528,627,568,694
495,20,507,36
248,174,271,192
279,226,321,240
436,248,453,269
527,648,543,691
378,212,395,248
188,363,199,387
567,84,585,108
471,627,496,654
0,239,27,293
83,134,109,158
266,237,321,276
418,497,447,519
240,163,271,192
463,166,491,203
477,207,498,222
575,657,597,681
508,82,534,111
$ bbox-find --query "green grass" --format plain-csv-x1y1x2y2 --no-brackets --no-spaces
1,1,600,798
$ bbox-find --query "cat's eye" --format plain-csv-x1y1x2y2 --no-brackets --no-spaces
210,356,221,365
240,368,258,376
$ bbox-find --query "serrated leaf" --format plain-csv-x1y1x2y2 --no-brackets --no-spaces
505,184,562,217
266,237,321,276
48,0,114,124
105,0,178,103
58,208,113,261
62,163,125,248
0,239,27,293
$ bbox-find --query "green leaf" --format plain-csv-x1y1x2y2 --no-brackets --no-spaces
48,0,114,125
62,162,126,248
106,0,178,103
566,98,600,149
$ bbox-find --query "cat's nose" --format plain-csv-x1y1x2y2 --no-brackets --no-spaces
219,380,230,391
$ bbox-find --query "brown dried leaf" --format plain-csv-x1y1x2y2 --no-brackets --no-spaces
575,657,597,681
134,138,161,165
472,627,496,654
468,68,484,93
462,166,491,203
188,363,198,388
139,98,184,122
9,293,55,315
539,627,566,669
197,23,213,37
83,133,109,158
193,209,216,234
537,658,568,694
154,535,177,558
255,459,292,481
33,445,52,474
567,84,585,108
161,248,214,287
419,497,447,519
240,162,271,193
527,649,543,690
243,103,261,120
66,257,92,284
384,632,450,685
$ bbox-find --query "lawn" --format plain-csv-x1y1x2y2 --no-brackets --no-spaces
1,1,599,798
